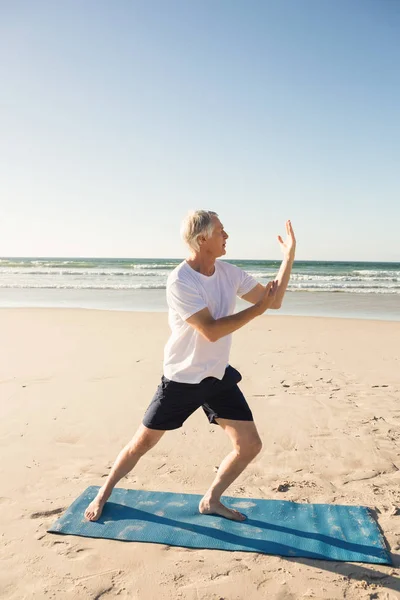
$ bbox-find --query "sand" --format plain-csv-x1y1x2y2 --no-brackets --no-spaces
0,308,399,599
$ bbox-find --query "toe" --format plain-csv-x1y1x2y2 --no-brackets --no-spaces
85,507,95,520
228,508,246,521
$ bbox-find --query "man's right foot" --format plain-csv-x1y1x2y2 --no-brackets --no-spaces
199,496,247,521
84,493,108,521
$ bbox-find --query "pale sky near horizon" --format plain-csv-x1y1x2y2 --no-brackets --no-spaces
1,1,399,261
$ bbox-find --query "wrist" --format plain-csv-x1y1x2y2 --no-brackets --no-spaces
252,303,262,317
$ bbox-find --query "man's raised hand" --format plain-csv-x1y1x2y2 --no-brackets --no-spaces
277,220,296,261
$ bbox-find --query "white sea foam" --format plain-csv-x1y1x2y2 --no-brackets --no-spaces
0,269,171,277
0,283,167,290
1,258,399,295
352,270,399,276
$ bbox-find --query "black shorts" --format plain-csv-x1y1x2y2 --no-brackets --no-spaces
142,365,253,431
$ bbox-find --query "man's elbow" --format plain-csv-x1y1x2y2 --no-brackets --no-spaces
204,328,219,342
271,301,282,310
203,322,219,343
193,321,218,343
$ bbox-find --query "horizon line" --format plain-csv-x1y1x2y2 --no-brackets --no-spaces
1,256,399,264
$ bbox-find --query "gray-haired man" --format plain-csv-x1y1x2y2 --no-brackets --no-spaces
85,210,296,522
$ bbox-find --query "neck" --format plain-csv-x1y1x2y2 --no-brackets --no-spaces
186,253,216,276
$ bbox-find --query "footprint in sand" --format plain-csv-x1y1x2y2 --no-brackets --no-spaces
43,538,94,560
66,546,95,560
56,435,81,445
273,482,291,492
0,496,15,506
30,507,65,519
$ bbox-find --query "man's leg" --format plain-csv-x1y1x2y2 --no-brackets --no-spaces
85,424,165,521
199,419,262,521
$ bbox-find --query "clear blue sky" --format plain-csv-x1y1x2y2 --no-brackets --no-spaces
1,0,399,261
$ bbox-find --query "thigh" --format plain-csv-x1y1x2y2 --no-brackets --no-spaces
202,366,254,426
142,376,204,431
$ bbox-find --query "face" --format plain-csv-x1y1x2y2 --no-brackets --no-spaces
200,217,229,257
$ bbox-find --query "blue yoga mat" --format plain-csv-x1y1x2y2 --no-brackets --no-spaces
48,486,391,564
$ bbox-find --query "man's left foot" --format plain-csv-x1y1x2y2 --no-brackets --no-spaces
84,492,108,521
199,496,246,521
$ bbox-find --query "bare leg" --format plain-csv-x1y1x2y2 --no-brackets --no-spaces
85,424,165,521
199,420,262,521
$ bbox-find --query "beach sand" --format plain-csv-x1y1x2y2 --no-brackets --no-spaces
0,308,399,599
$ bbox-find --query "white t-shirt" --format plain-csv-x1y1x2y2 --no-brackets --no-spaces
163,260,258,383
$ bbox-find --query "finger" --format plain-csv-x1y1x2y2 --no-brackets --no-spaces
265,281,273,294
277,235,284,244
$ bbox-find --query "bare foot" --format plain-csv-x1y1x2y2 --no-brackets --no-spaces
199,497,246,521
84,492,108,521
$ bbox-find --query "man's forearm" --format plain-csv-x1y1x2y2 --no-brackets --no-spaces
272,257,294,308
209,304,261,342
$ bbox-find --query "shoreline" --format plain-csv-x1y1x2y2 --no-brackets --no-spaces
1,288,399,321
1,304,400,325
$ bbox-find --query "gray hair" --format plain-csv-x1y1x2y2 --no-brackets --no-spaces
180,210,218,252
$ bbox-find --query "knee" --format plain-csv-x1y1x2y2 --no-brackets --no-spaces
237,436,262,460
128,428,162,456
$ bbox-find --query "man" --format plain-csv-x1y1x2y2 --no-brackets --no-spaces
85,210,296,522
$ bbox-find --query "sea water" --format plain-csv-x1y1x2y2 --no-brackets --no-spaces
0,258,399,320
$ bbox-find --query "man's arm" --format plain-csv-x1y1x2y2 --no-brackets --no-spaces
187,280,278,342
242,220,296,309
271,257,294,308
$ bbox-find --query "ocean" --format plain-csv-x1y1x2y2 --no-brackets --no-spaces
1,257,399,320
